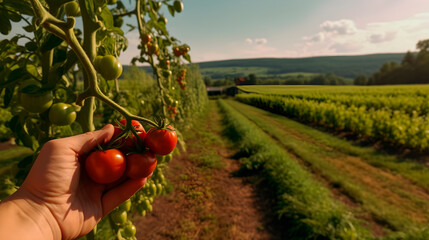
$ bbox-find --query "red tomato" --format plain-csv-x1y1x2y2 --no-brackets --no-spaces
125,151,157,179
144,126,177,155
112,119,146,151
85,149,126,184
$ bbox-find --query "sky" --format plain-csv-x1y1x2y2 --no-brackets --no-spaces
3,0,429,64
117,0,429,63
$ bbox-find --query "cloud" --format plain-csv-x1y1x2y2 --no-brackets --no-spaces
298,12,429,56
369,31,397,43
254,38,268,45
320,19,357,35
245,38,268,45
302,32,325,42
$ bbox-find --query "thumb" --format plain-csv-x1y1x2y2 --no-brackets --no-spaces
62,124,115,155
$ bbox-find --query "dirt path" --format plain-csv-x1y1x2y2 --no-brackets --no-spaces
133,102,282,240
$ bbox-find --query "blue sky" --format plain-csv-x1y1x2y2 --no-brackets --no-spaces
3,0,429,64
118,0,429,63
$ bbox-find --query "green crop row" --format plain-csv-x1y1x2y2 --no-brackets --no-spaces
218,99,371,240
236,93,429,152
238,85,429,116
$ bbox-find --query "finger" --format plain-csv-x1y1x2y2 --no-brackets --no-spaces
61,124,115,155
101,177,147,216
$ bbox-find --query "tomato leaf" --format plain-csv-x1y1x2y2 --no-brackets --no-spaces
41,34,64,52
3,86,15,107
99,6,113,29
167,5,175,17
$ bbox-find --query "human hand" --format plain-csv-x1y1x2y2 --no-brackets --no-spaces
0,124,147,240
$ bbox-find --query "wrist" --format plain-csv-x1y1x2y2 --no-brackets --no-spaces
0,188,62,240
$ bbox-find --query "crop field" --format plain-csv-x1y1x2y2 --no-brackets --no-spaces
225,85,429,238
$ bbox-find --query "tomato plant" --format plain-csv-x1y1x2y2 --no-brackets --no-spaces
85,149,126,184
145,126,177,155
0,0,207,238
49,103,77,126
125,151,157,179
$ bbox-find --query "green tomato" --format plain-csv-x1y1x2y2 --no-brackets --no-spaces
119,199,132,212
20,91,53,113
108,0,117,5
158,16,167,24
173,1,183,13
93,55,103,71
123,224,137,237
156,183,163,195
98,55,123,80
49,103,77,126
64,1,81,17
114,16,123,28
111,210,127,225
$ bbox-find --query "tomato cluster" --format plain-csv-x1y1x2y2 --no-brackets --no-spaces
176,69,187,90
85,119,177,184
173,45,189,57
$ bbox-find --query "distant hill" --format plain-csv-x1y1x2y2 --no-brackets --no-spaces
196,53,406,80
133,53,407,80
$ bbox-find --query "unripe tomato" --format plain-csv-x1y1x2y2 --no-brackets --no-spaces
152,1,162,11
144,126,177,155
49,103,77,126
111,210,127,225
97,55,123,80
123,224,137,237
93,55,103,68
141,34,151,45
147,43,159,56
20,91,53,113
85,149,126,184
162,70,172,78
64,1,81,17
119,199,132,212
158,16,167,24
108,0,117,5
173,0,183,13
114,16,123,27
125,151,157,179
173,47,181,57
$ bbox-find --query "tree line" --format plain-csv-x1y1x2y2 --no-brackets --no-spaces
355,39,429,85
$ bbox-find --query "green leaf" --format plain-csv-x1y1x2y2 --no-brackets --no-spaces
99,6,113,28
0,12,11,35
6,68,28,86
4,0,34,16
23,25,34,32
3,86,15,107
8,11,22,22
182,53,191,63
20,85,43,94
168,5,175,17
40,34,64,52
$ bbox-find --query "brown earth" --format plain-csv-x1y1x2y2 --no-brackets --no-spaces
133,103,284,240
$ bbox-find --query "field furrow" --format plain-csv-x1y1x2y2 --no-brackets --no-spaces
226,100,429,235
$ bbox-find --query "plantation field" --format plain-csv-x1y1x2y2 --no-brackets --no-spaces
237,85,429,152
220,98,429,239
